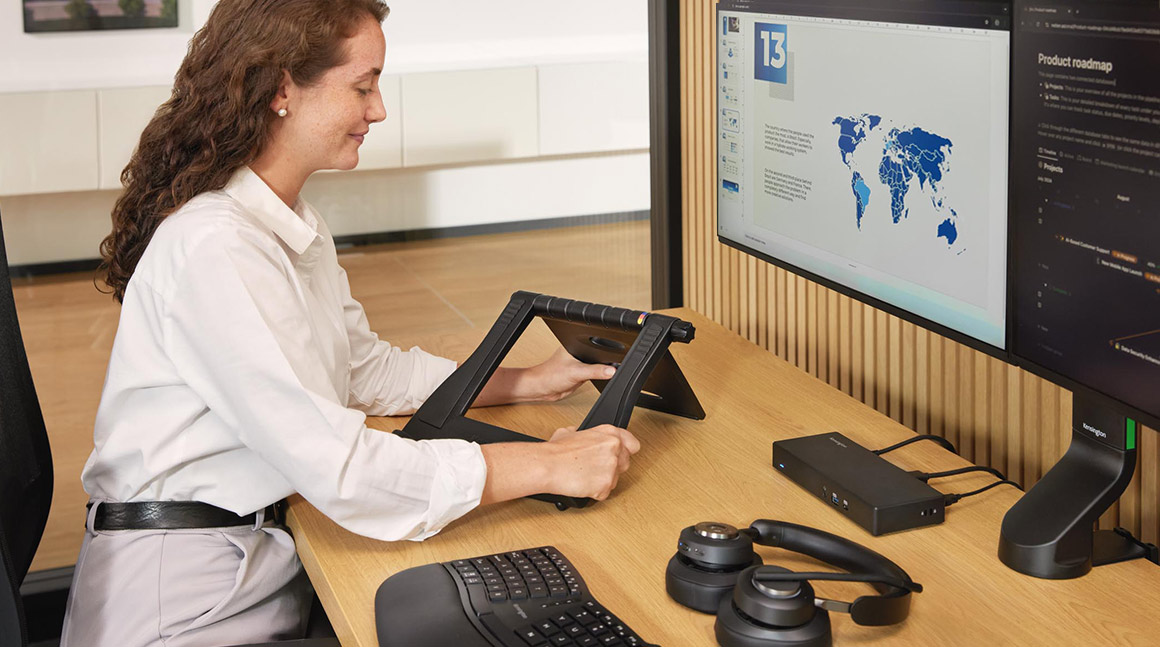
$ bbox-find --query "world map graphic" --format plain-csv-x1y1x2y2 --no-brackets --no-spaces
832,114,959,246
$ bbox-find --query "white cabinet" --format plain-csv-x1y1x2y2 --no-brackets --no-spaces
401,67,539,167
98,86,173,190
0,91,99,196
538,61,650,156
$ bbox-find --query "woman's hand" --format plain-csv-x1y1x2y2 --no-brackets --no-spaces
479,424,640,505
473,348,616,407
543,425,640,500
519,348,616,402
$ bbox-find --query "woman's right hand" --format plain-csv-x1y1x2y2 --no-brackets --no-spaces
544,425,641,501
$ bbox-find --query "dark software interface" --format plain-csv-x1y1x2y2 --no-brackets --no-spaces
716,0,1011,352
1012,0,1160,426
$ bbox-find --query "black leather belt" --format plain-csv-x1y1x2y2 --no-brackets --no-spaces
90,500,285,531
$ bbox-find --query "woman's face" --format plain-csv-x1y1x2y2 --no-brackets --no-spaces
279,16,388,173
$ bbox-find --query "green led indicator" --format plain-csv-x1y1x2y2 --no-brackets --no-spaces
1127,419,1137,450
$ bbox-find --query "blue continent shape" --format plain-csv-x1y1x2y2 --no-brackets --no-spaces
937,210,959,245
850,172,871,229
831,114,882,167
833,114,882,227
877,151,913,224
892,127,954,191
879,126,959,243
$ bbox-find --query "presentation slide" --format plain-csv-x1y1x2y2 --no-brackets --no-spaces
746,18,1004,308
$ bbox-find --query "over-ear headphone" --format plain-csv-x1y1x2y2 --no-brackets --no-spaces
665,520,923,647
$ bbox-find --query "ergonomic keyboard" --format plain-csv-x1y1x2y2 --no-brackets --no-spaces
375,545,660,647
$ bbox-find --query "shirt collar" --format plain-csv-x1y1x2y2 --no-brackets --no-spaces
223,166,320,255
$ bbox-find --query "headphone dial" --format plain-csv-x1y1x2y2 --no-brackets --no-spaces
754,577,802,599
733,566,817,629
679,523,757,569
695,522,739,540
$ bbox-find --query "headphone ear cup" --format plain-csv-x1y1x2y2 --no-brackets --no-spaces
713,566,833,647
665,552,763,614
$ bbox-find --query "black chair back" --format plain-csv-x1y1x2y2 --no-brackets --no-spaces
0,208,53,647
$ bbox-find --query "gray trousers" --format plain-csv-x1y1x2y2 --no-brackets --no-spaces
60,503,311,647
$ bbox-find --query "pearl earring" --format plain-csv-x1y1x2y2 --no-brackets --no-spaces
277,108,287,117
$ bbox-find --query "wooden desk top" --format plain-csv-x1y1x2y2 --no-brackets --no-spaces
287,308,1160,646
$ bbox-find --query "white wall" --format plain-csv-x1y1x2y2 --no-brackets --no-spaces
0,0,647,93
0,1,651,266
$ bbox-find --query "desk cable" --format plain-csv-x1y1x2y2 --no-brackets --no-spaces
877,436,1024,505
906,466,1024,506
873,434,958,456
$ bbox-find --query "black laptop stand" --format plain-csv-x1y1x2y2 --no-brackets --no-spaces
396,291,704,511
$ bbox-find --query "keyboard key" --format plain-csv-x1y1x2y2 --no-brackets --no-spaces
565,624,587,638
550,634,574,646
535,619,560,636
576,636,600,647
569,610,596,626
488,590,508,602
515,625,547,646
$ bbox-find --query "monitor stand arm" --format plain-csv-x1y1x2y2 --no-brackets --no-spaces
998,397,1159,579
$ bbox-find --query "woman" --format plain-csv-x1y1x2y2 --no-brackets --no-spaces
61,1,639,645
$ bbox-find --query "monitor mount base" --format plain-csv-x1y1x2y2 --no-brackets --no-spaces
999,397,1159,578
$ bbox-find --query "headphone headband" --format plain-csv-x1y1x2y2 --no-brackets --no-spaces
747,519,919,626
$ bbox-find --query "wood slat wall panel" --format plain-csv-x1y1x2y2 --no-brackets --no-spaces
678,1,1158,543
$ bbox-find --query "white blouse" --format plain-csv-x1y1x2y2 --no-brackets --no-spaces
82,167,487,541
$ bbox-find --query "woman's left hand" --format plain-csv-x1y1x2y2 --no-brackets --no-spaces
473,348,616,407
516,348,617,403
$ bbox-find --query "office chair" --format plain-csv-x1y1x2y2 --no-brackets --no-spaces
0,210,336,647
0,210,55,647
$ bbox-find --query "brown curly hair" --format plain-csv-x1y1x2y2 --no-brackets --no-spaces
99,0,390,302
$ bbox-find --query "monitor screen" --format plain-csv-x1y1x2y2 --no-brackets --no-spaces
716,0,1012,353
1010,0,1160,428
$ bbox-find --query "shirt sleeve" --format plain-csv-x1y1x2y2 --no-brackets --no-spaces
338,264,458,416
159,230,486,541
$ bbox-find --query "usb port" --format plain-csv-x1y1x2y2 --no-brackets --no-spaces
831,493,840,505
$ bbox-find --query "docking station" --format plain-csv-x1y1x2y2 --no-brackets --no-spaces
772,432,945,535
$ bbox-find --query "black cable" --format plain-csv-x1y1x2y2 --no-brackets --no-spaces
942,479,1022,506
873,434,957,456
915,465,1011,484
